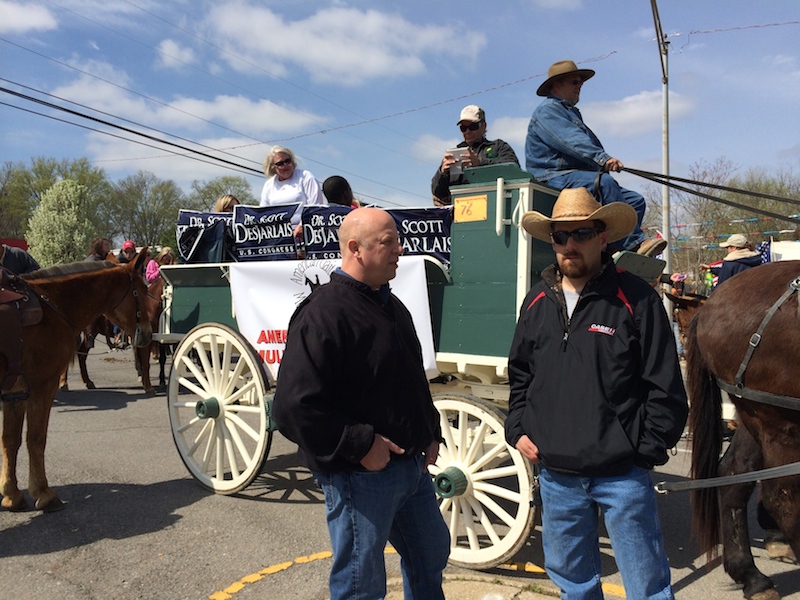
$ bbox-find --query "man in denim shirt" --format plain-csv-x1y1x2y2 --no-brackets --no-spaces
526,61,664,256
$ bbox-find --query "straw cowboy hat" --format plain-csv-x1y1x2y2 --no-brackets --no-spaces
521,188,637,244
537,60,596,96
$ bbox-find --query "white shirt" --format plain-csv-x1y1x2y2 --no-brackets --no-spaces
259,168,326,226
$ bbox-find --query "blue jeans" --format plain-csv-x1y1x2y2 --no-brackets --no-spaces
314,455,450,600
539,466,673,600
672,320,684,357
547,172,646,252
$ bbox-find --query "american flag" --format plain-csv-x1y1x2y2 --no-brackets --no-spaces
757,239,771,264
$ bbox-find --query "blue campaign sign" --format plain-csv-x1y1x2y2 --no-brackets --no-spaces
176,210,234,262
302,205,353,260
232,204,299,261
386,207,452,264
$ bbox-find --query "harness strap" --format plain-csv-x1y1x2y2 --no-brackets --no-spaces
656,460,800,494
734,275,800,388
717,379,800,411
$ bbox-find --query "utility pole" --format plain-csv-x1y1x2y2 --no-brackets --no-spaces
651,0,672,307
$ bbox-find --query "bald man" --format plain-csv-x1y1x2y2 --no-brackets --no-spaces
273,208,449,599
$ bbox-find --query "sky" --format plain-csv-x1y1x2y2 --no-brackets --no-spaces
1,0,799,213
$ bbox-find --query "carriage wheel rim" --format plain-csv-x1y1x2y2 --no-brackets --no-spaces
167,324,272,495
432,393,534,570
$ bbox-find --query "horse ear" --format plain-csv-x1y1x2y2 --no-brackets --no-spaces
134,247,149,270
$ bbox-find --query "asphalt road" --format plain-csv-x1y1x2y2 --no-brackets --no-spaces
2,347,799,599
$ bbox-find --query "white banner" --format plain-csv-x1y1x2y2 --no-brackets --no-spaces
229,256,437,381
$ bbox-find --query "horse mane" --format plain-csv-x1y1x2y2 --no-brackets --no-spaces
21,260,119,282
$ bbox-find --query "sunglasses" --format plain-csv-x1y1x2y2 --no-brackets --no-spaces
459,122,482,132
274,159,293,167
550,227,600,245
123,248,135,254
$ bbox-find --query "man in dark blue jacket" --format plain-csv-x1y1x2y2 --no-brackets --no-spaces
526,60,664,256
505,187,687,599
273,207,449,600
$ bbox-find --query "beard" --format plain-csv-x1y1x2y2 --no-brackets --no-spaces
557,252,592,280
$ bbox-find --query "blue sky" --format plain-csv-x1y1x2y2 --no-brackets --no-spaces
2,0,799,210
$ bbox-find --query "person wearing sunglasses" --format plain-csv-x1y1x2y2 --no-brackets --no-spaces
431,105,519,206
260,145,326,240
526,61,665,257
505,186,687,600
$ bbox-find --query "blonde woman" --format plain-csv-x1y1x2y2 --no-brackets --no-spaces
260,146,325,238
213,194,239,212
146,247,176,283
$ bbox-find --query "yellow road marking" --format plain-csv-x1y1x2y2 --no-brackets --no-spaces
209,551,624,599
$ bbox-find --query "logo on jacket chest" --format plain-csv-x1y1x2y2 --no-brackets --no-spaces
588,323,616,336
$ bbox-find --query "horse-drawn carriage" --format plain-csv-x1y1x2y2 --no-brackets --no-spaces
157,165,563,569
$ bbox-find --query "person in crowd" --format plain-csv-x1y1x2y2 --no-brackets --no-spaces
526,60,664,257
0,242,40,274
322,176,360,208
146,247,175,284
213,194,239,213
505,187,688,599
0,244,41,400
700,233,762,288
117,239,136,263
272,207,450,600
260,146,326,240
432,105,519,206
86,237,112,262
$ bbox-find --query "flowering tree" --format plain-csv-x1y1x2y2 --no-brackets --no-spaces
27,179,96,267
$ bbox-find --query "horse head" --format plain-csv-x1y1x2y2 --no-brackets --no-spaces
107,249,153,348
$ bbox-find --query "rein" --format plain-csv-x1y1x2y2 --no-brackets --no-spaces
624,167,800,227
656,461,800,495
27,268,144,341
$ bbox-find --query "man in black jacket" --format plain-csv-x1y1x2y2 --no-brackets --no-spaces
273,207,449,600
431,105,519,206
505,188,687,599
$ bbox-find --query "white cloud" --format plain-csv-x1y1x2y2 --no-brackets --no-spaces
491,116,528,151
529,0,582,10
156,39,197,70
582,90,694,138
0,1,57,33
205,4,486,85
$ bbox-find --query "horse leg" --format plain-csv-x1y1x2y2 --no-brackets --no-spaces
24,385,63,512
77,338,96,390
158,343,167,388
719,428,779,600
1,400,28,510
136,345,155,396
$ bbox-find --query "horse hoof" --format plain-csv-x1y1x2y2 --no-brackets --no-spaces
750,590,781,600
767,540,797,563
59,383,69,392
36,497,65,512
3,496,30,512
145,388,156,397
87,382,96,390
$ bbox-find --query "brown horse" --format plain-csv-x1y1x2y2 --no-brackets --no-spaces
665,291,706,350
686,260,800,600
0,252,152,512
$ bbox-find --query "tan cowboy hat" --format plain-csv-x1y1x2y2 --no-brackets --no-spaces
521,188,637,244
537,60,596,97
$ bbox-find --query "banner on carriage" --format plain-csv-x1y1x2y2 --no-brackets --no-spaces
302,205,353,260
229,256,436,381
176,210,235,263
232,204,298,261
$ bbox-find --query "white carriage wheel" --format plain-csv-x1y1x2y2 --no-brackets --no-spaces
168,323,272,494
431,393,534,569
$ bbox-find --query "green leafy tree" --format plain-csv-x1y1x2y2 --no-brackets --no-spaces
187,175,257,209
27,180,96,266
1,157,112,239
0,162,31,239
108,171,186,248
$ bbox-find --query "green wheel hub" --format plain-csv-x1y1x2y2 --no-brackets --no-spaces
195,397,221,419
434,466,468,498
